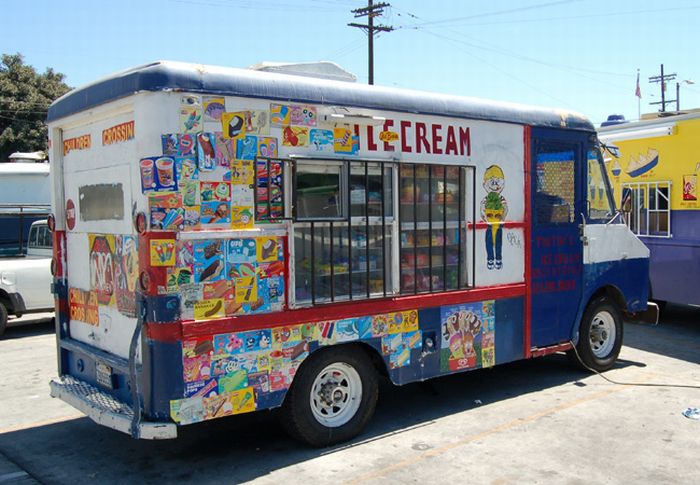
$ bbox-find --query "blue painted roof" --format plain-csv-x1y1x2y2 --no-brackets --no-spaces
48,61,594,132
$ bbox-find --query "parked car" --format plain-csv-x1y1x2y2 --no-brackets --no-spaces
0,220,54,335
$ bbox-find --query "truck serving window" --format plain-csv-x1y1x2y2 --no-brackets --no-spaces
78,183,125,221
293,160,469,305
293,161,345,220
293,160,393,304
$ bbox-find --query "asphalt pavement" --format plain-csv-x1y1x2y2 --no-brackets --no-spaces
0,306,698,484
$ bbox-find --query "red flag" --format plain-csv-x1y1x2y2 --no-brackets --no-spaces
635,71,642,98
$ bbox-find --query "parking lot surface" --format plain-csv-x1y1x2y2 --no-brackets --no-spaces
1,305,698,484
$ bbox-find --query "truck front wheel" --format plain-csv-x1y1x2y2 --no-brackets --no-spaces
569,296,623,372
0,301,8,336
281,346,378,447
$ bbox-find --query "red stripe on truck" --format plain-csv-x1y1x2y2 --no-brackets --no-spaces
180,283,526,338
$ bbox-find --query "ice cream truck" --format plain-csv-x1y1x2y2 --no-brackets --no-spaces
47,61,652,446
599,111,700,307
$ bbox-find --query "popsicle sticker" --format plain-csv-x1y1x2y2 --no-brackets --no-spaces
150,239,176,266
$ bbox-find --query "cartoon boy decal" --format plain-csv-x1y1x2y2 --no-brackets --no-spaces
480,165,508,270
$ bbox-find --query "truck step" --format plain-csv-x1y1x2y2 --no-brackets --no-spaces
50,375,176,440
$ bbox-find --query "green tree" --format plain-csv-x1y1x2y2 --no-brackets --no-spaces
0,53,71,161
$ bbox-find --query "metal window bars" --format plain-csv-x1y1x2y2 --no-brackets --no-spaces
293,159,391,304
293,160,472,306
622,181,672,238
398,164,471,294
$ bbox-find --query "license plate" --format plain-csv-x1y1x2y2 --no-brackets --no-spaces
95,362,114,389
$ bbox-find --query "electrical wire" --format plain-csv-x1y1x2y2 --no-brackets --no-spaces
568,340,700,390
405,0,583,28
416,28,577,109
420,5,700,28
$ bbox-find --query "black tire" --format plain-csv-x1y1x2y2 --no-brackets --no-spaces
0,301,8,337
568,296,623,372
281,345,378,447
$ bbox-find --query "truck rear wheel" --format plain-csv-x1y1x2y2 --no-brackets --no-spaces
0,301,8,336
281,345,378,447
569,296,623,372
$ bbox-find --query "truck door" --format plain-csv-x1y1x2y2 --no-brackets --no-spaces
530,128,585,347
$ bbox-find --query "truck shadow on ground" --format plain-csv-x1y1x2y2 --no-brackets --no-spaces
1,317,54,340
0,355,643,485
624,303,700,364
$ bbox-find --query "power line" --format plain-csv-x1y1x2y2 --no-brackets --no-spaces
418,29,576,110
398,4,700,29
348,1,394,85
405,0,582,28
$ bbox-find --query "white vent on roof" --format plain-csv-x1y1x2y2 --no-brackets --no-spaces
248,61,357,83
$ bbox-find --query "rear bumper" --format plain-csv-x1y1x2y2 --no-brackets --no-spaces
50,375,177,440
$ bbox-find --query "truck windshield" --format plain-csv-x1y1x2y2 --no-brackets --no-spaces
587,147,616,221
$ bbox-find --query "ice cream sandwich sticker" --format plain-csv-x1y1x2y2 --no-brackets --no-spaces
194,298,225,321
221,112,247,139
256,237,281,262
193,240,225,283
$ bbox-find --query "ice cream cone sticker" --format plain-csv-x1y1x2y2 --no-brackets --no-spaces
480,165,508,270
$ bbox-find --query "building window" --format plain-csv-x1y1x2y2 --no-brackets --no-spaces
622,181,671,237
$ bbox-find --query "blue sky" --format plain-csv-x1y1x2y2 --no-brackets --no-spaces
3,0,699,126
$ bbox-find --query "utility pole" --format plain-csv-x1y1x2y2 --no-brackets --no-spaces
648,64,677,113
348,1,394,85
